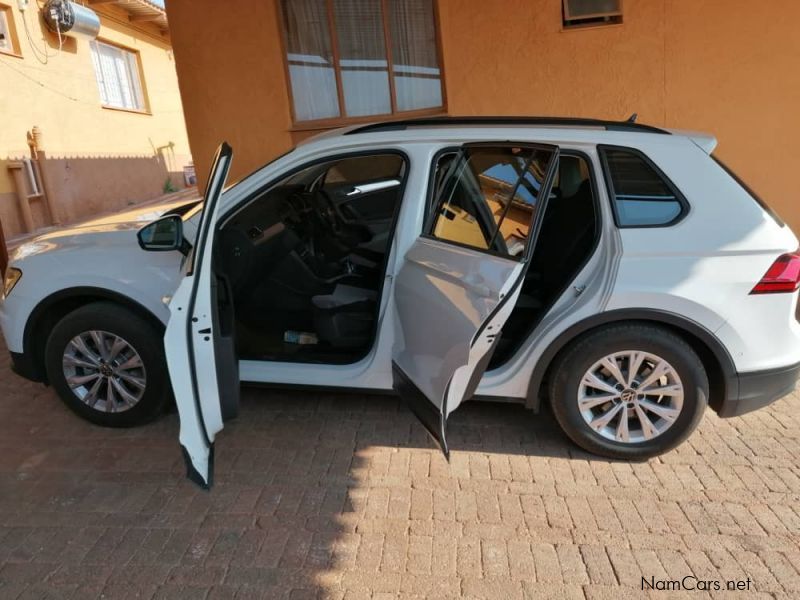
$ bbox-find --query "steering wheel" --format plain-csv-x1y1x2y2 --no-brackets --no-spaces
312,189,342,235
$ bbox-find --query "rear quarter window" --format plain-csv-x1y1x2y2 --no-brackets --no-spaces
599,146,688,227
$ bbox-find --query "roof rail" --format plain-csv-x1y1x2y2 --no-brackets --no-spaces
344,116,671,136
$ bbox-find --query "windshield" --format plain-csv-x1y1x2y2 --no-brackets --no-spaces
163,201,203,221
182,147,297,237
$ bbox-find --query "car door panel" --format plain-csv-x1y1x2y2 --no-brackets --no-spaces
393,143,560,455
212,274,239,422
164,143,236,489
393,238,527,454
164,274,221,487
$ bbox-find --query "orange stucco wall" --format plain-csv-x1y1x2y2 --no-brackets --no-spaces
166,0,800,234
166,0,293,191
0,2,192,237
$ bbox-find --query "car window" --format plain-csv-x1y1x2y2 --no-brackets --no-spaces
323,154,405,185
221,151,408,235
428,146,554,257
600,147,686,227
163,201,203,220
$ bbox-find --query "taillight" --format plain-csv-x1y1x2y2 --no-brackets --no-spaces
751,252,800,294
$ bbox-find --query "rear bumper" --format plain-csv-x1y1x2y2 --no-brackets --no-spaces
717,361,800,418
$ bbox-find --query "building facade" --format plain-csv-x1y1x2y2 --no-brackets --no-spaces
165,0,800,234
0,0,192,239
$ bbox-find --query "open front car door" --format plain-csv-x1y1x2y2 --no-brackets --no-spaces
164,143,238,488
393,143,560,456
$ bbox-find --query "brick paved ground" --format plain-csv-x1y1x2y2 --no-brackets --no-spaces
1,337,799,599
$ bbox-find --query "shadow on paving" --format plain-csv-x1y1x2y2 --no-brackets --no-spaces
0,334,581,599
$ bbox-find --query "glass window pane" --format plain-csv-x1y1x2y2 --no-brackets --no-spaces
0,10,12,52
89,42,108,105
125,52,145,110
282,0,341,121
97,44,124,107
604,148,684,226
113,51,135,109
564,0,622,19
430,147,554,256
333,0,391,117
486,150,553,255
388,0,442,112
324,155,404,184
90,42,144,111
615,200,681,226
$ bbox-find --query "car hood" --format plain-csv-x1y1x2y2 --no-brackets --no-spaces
65,198,197,231
10,198,199,262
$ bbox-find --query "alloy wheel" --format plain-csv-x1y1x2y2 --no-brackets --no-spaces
577,350,684,444
62,330,147,413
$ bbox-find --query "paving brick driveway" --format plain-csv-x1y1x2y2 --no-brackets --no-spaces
1,338,800,599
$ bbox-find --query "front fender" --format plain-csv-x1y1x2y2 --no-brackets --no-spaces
1,246,180,380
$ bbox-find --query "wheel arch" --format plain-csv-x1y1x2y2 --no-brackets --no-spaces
526,308,737,414
23,287,166,383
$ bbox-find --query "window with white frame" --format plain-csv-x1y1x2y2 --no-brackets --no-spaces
89,40,146,111
562,0,623,29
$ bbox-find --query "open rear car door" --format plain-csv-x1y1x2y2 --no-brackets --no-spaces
393,142,560,456
163,143,238,488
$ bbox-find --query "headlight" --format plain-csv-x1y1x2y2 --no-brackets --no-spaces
2,268,22,297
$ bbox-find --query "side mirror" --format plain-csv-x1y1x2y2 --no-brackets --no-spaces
137,215,186,253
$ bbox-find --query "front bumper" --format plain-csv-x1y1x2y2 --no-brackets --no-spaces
9,351,45,383
717,361,800,418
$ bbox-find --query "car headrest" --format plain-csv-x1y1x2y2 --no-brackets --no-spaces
558,156,584,199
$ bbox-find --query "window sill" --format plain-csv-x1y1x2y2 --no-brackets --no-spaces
101,105,152,116
289,108,447,133
0,48,23,59
560,21,624,32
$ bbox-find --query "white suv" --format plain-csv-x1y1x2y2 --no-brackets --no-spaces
2,117,799,488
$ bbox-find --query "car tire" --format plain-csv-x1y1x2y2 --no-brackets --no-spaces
548,323,708,460
45,302,169,427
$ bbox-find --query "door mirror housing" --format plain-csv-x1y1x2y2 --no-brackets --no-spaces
137,215,187,254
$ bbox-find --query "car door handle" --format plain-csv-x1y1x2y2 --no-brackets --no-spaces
346,179,401,196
